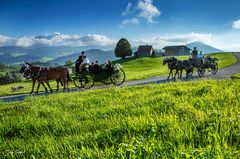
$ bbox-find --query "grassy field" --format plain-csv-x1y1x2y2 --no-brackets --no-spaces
114,52,237,80
0,52,237,97
0,65,20,75
231,73,240,79
0,79,239,158
0,80,77,97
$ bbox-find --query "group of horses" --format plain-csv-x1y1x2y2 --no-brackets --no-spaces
20,62,71,94
163,57,193,80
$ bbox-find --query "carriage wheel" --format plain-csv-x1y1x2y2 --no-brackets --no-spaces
112,69,126,86
198,67,205,77
73,73,82,88
211,62,218,75
80,74,94,89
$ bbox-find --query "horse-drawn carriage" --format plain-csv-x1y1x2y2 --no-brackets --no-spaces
73,63,126,89
163,55,218,79
188,56,218,77
20,62,126,94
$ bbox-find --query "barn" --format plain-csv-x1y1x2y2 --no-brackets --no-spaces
163,45,191,56
134,45,160,57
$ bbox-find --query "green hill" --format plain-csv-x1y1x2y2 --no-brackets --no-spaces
114,52,237,80
0,52,237,97
0,79,239,158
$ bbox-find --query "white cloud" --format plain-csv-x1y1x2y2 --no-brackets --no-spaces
0,35,10,44
158,32,212,43
16,37,35,47
122,2,132,16
137,0,160,23
0,33,116,48
79,34,116,46
120,0,160,26
131,32,213,48
233,19,240,29
0,35,14,46
120,18,140,28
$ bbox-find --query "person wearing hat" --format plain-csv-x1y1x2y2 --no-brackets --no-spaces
75,51,85,73
191,47,198,59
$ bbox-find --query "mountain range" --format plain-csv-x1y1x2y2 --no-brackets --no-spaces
0,41,223,65
186,41,223,54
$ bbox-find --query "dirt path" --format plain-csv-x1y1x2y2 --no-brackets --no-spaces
1,53,240,102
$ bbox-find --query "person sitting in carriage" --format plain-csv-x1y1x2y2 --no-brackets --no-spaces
104,60,114,74
79,55,90,73
191,47,198,59
198,51,204,63
75,51,85,73
91,60,102,73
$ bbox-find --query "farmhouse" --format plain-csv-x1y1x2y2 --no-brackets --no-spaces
163,45,191,56
134,45,160,57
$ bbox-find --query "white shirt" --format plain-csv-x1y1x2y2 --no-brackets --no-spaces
198,54,203,58
82,57,90,64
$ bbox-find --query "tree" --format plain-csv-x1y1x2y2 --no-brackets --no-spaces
115,38,132,59
65,60,74,66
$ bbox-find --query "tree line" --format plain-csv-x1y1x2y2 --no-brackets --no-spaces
0,72,22,85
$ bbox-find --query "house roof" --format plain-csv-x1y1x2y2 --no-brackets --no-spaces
163,45,191,50
137,45,154,54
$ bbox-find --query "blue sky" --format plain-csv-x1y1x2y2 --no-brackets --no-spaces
0,0,240,50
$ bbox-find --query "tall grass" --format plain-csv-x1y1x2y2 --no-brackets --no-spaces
0,79,239,158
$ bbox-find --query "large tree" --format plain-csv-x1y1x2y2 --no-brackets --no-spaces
115,38,132,59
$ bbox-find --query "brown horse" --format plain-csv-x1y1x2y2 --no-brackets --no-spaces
36,66,71,92
20,62,52,94
20,62,70,93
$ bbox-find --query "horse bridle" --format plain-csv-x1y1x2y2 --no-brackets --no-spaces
22,63,32,78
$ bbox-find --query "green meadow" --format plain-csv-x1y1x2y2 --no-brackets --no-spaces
0,79,239,158
113,52,237,80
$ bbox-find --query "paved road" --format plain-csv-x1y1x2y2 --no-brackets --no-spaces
1,52,240,102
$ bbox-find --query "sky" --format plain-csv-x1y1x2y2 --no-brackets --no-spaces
0,0,240,51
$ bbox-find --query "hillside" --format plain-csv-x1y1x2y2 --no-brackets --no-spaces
0,52,237,97
0,79,239,158
187,41,223,53
114,52,236,80
0,46,100,64
50,49,118,65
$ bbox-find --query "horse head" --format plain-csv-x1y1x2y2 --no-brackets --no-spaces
162,57,169,65
20,62,32,78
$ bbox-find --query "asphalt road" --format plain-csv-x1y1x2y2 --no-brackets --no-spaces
1,52,240,102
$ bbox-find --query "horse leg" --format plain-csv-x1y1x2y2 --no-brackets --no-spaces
41,82,48,93
167,69,172,80
66,79,69,92
186,69,188,78
180,70,183,79
30,80,36,94
36,82,41,94
45,81,53,92
174,70,178,79
56,80,59,92
63,80,66,91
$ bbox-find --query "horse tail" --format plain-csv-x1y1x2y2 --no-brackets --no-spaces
66,68,72,81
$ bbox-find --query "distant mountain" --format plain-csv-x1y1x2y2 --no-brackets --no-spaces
186,41,223,54
0,46,112,64
50,49,118,65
